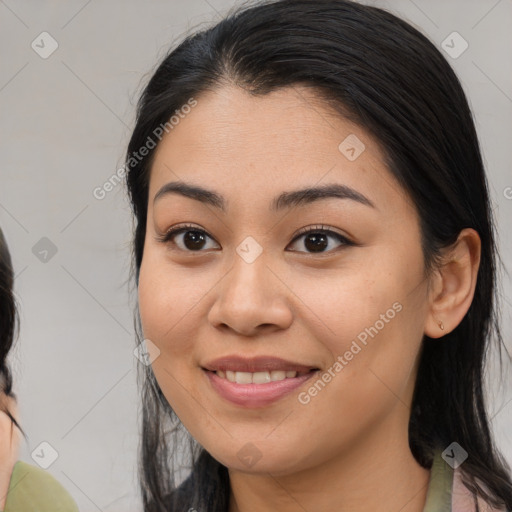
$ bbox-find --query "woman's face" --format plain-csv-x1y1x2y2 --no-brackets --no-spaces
138,85,431,474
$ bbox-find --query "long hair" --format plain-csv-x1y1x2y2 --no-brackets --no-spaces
0,228,21,431
124,0,512,509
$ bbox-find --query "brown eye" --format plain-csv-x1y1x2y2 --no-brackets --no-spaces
288,226,353,254
178,230,208,251
157,224,220,252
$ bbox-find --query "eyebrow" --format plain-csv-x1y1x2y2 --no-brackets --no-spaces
153,181,376,212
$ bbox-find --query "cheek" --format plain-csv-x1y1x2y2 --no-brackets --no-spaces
137,252,202,354
289,253,425,402
137,257,166,343
137,257,204,420
288,264,408,352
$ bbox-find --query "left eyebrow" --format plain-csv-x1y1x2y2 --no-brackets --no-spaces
153,181,376,212
271,183,376,212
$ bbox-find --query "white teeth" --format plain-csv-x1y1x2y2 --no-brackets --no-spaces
235,372,253,384
270,370,286,381
253,371,272,384
217,370,299,383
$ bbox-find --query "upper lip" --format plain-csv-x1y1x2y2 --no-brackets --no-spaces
202,356,318,373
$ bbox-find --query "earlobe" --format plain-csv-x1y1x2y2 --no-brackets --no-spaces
424,228,481,339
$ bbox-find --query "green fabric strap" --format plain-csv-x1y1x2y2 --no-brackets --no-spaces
1,460,79,512
422,448,454,512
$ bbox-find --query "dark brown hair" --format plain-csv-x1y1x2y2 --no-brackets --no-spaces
0,228,20,430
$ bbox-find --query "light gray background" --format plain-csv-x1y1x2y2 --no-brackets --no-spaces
1,1,511,510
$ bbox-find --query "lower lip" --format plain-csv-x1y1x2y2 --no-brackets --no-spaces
203,369,318,408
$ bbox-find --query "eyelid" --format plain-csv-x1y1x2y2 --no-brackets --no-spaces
291,224,350,241
154,223,214,244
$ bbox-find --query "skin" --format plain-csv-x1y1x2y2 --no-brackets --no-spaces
0,397,20,509
138,85,481,512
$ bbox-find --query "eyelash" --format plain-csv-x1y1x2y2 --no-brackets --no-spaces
155,223,354,255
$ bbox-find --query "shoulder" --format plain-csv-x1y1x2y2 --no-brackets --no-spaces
452,466,509,512
2,460,79,512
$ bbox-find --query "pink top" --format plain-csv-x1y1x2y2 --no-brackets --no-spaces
423,447,510,512
452,465,508,512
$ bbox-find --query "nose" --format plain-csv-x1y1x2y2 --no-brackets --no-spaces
207,249,293,337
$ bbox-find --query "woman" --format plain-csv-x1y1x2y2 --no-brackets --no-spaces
0,228,79,511
125,0,512,510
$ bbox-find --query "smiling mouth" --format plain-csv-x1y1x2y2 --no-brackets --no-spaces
210,369,317,384
202,368,320,408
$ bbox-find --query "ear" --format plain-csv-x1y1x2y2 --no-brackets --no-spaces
424,228,481,338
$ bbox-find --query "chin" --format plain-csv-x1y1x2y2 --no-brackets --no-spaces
205,440,313,476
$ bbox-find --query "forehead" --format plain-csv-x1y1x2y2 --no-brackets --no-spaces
152,85,368,162
148,85,410,215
